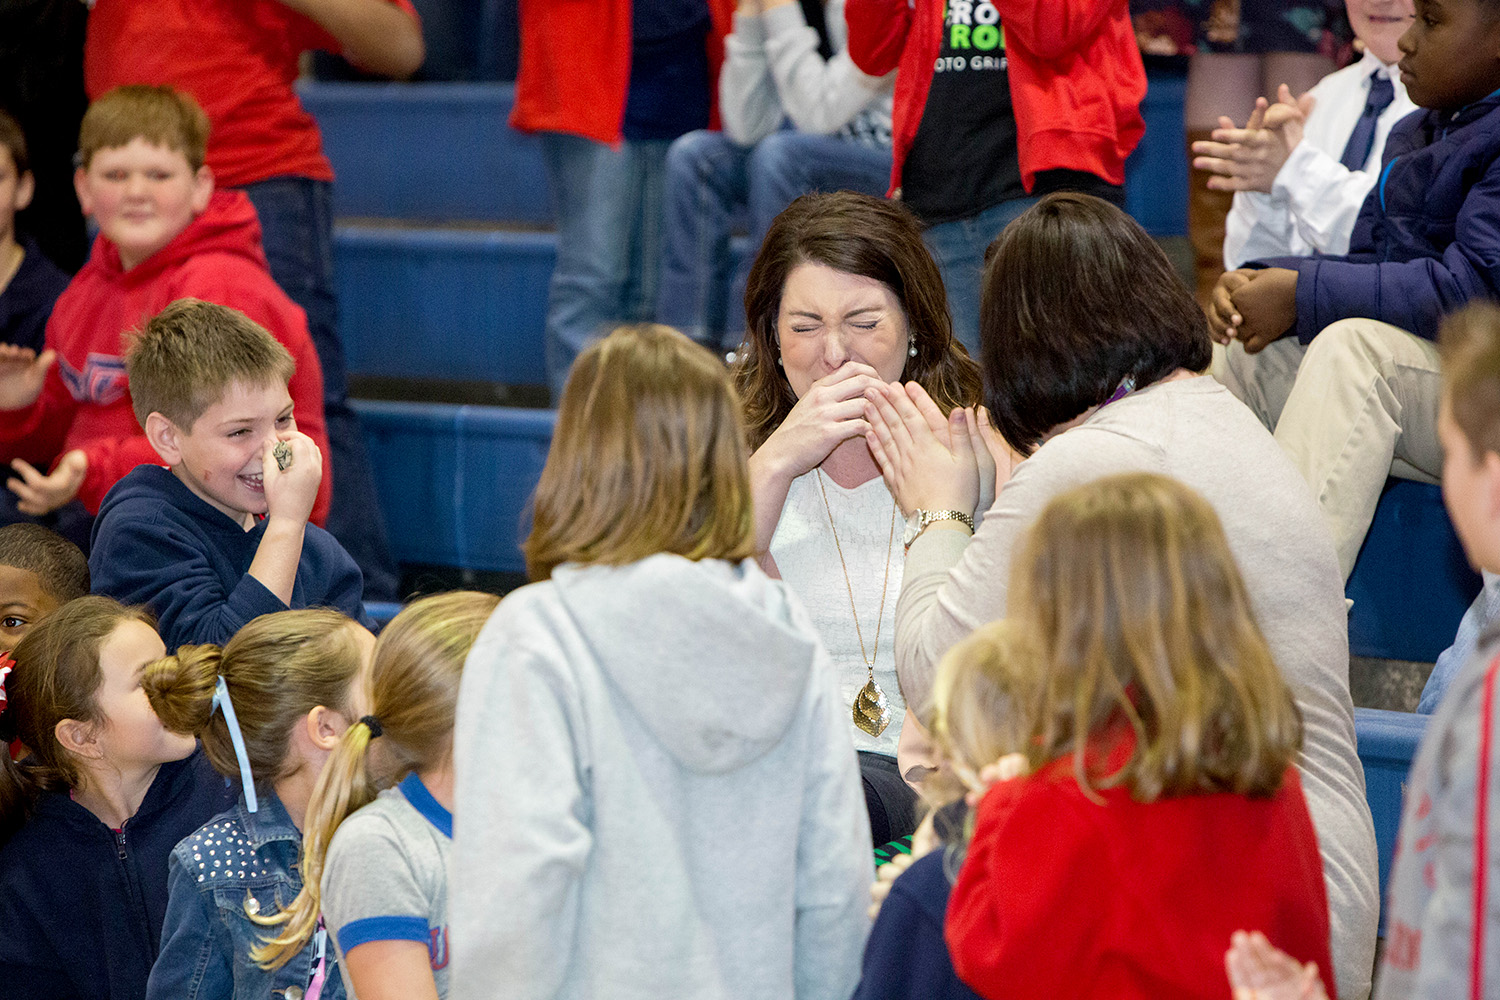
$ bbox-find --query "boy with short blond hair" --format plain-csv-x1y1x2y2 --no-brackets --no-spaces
0,85,331,538
90,298,367,652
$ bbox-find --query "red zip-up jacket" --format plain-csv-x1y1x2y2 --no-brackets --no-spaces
509,0,735,144
0,190,332,524
844,0,1146,198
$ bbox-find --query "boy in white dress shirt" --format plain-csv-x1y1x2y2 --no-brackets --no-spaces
1193,0,1418,268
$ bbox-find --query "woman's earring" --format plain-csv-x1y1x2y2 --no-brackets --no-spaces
908,344,918,358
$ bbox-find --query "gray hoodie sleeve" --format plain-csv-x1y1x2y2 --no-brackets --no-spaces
449,624,592,1000
791,645,875,1000
720,0,892,145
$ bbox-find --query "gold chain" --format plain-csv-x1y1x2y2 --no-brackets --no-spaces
815,469,897,668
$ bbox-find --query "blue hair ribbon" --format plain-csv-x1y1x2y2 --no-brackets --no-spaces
212,676,258,813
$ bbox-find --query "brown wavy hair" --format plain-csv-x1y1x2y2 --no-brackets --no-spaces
1006,472,1302,801
525,324,756,581
734,191,982,448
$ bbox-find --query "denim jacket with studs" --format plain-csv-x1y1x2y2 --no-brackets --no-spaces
145,789,346,1000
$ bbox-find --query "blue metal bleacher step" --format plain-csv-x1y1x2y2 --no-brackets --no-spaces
302,82,551,224
354,399,555,574
307,70,1189,237
336,224,552,386
1354,706,1428,930
1347,479,1482,664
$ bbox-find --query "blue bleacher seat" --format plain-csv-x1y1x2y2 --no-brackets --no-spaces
354,400,555,573
301,82,550,223
363,601,403,630
335,225,552,385
1354,706,1429,930
1347,479,1482,663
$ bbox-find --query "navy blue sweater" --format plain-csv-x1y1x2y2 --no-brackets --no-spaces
1255,93,1500,343
89,465,371,653
0,749,234,1000
0,235,69,352
853,849,982,1000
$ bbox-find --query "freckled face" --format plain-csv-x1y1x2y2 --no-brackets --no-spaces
169,380,295,528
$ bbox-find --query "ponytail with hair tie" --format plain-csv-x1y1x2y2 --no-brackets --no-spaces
360,715,382,739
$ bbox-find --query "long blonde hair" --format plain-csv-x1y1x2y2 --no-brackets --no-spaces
142,609,365,785
252,591,499,968
524,324,756,581
1006,472,1301,801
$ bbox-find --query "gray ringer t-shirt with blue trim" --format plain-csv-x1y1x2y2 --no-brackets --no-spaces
321,773,452,998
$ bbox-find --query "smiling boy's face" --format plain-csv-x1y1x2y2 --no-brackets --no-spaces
1399,0,1500,111
0,564,61,649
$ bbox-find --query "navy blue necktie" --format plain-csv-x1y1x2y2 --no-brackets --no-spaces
1339,71,1396,171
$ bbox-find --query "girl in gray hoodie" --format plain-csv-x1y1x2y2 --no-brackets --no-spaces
449,323,874,1000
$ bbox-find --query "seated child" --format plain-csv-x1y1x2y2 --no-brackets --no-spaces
0,84,331,536
1228,300,1500,1000
1211,0,1500,577
0,522,88,650
0,109,69,354
90,298,370,652
1193,0,1418,268
939,474,1330,1000
253,592,499,1000
142,608,375,1000
656,0,894,351
0,596,235,1000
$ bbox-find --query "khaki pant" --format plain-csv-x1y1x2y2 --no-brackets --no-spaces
1213,318,1444,579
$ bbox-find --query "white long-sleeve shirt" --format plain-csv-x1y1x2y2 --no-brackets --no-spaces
1224,49,1418,268
719,0,894,147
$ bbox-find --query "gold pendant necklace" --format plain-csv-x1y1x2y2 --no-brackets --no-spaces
816,469,896,737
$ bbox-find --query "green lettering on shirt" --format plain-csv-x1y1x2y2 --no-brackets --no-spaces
973,23,1001,50
951,23,971,48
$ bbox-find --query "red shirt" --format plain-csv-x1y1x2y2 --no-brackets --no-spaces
0,191,332,525
510,0,734,145
844,0,1146,197
85,0,416,188
947,738,1334,1000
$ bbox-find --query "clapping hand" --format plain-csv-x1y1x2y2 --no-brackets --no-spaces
863,381,985,519
7,451,87,515
0,344,54,411
1192,86,1314,194
1225,931,1327,1000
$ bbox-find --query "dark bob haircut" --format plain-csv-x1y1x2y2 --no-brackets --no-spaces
735,190,981,448
980,192,1211,453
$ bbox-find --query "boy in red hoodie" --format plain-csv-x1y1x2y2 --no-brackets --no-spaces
0,85,330,539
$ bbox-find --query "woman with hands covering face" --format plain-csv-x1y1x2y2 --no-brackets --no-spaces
735,191,980,844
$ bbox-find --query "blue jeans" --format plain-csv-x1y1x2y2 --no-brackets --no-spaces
920,196,1040,358
539,132,670,400
657,130,892,351
241,176,398,600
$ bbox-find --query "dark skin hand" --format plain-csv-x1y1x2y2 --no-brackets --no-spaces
1227,267,1299,353
1208,269,1256,344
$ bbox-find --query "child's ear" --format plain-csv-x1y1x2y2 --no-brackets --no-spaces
73,166,93,217
54,717,101,761
14,171,34,212
190,165,213,215
144,411,185,466
306,705,343,751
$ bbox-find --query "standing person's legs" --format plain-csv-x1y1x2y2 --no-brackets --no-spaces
741,132,892,349
655,130,751,349
241,176,399,601
619,138,672,328
922,196,1039,357
1271,319,1444,578
540,132,642,400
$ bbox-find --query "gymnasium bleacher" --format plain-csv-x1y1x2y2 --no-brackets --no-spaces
310,66,1467,916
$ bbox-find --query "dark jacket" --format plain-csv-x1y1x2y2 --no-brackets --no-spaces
0,234,69,352
0,749,234,1000
146,790,346,1000
853,849,982,1000
1256,93,1500,344
89,465,370,653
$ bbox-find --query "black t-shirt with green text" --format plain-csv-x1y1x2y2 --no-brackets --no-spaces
901,0,1022,224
